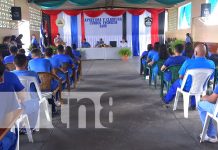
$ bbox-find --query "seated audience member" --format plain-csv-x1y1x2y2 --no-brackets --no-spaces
16,34,24,49
147,42,160,80
161,44,187,82
120,38,128,48
12,54,40,97
53,45,74,77
81,38,91,48
9,35,17,47
158,44,169,60
18,48,31,61
4,46,18,64
140,44,153,75
28,48,52,73
209,48,218,66
162,44,215,108
95,38,104,47
197,85,218,143
0,61,39,130
182,42,194,58
72,44,81,60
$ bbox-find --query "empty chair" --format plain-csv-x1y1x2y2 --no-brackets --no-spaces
173,69,214,118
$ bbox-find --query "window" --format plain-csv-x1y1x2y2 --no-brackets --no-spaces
0,0,17,29
178,2,192,29
29,6,41,31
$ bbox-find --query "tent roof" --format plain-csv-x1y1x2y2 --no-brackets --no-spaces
30,0,189,10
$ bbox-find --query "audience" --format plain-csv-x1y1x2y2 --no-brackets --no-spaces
161,44,187,82
209,48,218,66
16,34,24,49
197,85,218,143
162,44,215,109
183,42,194,58
3,46,18,64
185,33,192,44
0,61,39,131
9,35,17,47
28,48,52,72
158,44,169,60
140,44,153,75
147,42,160,80
31,34,39,48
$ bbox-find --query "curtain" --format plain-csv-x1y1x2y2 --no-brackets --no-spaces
84,10,104,18
185,3,192,27
128,9,146,15
132,15,140,56
50,14,59,45
64,10,82,16
71,16,78,47
105,10,126,16
126,12,132,49
63,13,72,47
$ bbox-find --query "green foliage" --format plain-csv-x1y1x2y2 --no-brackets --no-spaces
118,48,132,57
170,39,184,54
48,45,57,54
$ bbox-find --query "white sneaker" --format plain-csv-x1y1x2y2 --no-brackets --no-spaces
200,134,218,143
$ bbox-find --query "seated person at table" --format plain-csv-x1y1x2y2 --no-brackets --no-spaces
81,38,91,48
140,44,153,75
161,44,187,82
95,38,104,47
162,44,215,108
12,54,40,98
0,61,39,130
147,42,160,80
53,45,74,80
3,46,18,64
197,85,218,143
120,38,128,48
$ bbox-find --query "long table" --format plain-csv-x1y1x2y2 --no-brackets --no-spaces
81,47,129,60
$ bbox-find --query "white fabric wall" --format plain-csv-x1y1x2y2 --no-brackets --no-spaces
77,14,82,48
126,12,132,49
84,13,123,47
139,11,151,55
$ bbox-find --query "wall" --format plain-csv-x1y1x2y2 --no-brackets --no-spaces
166,0,218,43
0,0,40,43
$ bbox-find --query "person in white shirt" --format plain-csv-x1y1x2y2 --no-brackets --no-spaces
120,38,128,48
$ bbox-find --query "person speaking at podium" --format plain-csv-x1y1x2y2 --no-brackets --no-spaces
54,33,65,46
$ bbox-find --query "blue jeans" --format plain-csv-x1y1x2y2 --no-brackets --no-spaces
152,65,158,81
164,79,196,106
197,101,217,137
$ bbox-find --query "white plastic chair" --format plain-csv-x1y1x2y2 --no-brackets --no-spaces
18,76,51,131
173,69,214,118
200,101,218,143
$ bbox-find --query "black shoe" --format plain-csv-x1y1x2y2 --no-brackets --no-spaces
161,98,170,108
189,106,196,110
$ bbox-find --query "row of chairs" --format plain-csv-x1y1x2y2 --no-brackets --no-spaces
2,61,82,149
142,60,218,143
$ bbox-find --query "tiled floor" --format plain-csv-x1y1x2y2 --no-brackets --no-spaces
20,58,218,150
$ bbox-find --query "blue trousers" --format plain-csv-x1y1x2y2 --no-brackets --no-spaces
197,101,217,137
152,65,158,81
164,79,196,106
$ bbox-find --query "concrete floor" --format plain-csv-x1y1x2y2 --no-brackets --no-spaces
21,58,218,150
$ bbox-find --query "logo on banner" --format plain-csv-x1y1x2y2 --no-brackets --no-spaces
144,17,152,27
56,18,65,27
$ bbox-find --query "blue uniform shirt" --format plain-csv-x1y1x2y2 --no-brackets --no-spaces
179,57,215,90
147,50,159,62
28,58,52,73
214,85,218,94
4,55,15,64
82,42,91,48
46,57,61,69
163,56,188,81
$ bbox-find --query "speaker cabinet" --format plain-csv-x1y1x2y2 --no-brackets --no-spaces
11,7,22,20
201,3,211,17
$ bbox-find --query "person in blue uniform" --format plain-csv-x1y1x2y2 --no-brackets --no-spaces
147,42,160,81
140,44,153,75
3,46,18,64
0,61,39,129
161,44,187,82
81,38,91,48
162,44,215,109
197,85,218,143
53,45,74,79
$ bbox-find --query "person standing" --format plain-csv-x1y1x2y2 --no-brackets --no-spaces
16,34,24,49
